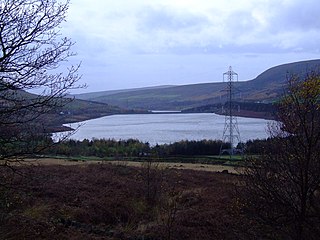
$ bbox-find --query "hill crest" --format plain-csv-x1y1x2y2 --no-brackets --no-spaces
74,59,320,110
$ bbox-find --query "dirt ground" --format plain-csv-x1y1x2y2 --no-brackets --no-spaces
24,158,240,173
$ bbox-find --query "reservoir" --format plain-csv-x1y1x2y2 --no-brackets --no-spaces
66,113,272,145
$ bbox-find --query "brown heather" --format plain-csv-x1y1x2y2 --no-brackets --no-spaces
0,163,257,240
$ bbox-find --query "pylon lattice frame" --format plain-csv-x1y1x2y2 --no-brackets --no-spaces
221,66,241,156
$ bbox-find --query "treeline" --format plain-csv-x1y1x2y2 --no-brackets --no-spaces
242,138,275,155
44,138,272,158
183,101,276,114
155,140,230,156
233,101,275,113
46,139,150,158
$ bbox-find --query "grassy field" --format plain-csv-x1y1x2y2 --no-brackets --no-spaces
38,154,245,164
28,154,246,172
24,157,240,174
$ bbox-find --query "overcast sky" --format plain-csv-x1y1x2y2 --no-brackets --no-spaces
62,0,320,93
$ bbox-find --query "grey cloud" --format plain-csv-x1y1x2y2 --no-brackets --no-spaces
221,1,320,53
261,0,320,52
203,43,285,54
269,0,320,31
140,41,285,56
137,6,209,32
225,10,258,35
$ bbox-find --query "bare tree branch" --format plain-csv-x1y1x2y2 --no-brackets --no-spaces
240,70,320,240
0,0,82,161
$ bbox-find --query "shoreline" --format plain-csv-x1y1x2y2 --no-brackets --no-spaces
215,110,275,120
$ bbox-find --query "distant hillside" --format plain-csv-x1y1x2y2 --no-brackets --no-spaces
52,99,124,124
75,82,227,110
74,59,320,111
75,85,175,100
0,87,135,132
240,59,320,101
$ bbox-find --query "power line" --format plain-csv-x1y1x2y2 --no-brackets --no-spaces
220,66,242,157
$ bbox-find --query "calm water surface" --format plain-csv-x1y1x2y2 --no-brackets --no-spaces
67,113,272,145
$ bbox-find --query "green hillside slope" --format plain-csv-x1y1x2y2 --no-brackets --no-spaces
74,59,320,110
239,59,320,101
75,85,175,100
0,87,132,132
91,82,227,110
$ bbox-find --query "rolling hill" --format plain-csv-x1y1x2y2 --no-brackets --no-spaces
2,59,319,131
74,59,320,111
0,88,136,132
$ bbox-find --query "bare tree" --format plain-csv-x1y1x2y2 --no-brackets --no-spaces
0,0,81,165
241,71,320,239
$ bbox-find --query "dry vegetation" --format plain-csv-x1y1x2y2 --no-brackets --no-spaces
22,158,239,173
0,163,256,240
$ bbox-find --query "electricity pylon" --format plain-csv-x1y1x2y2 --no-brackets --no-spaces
220,66,242,156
